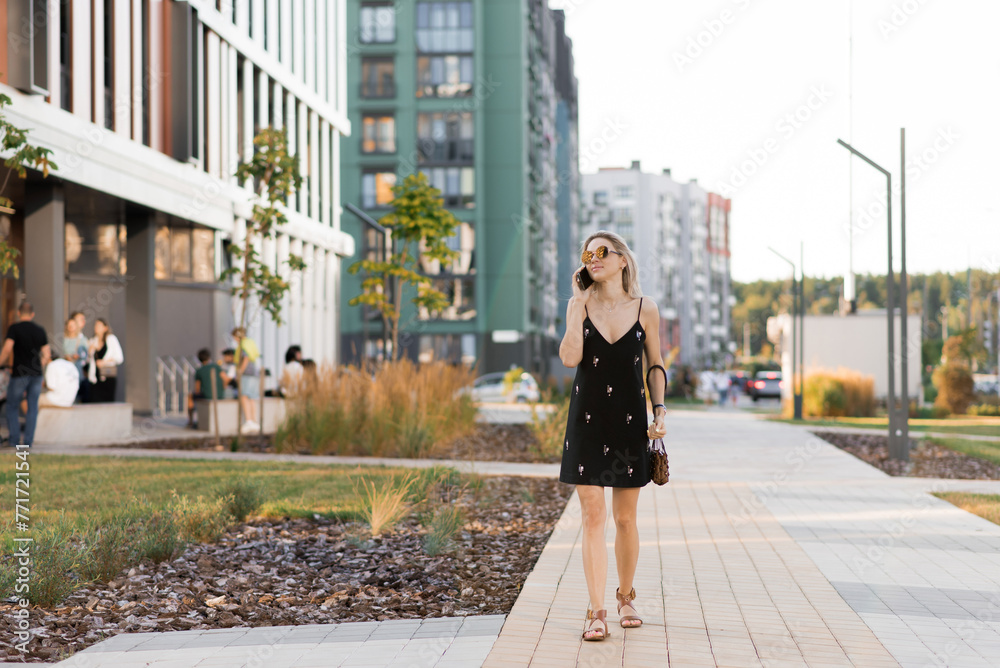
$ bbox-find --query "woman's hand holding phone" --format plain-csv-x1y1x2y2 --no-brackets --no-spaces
572,266,594,302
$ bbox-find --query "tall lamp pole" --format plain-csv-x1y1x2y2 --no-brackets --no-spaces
768,247,802,419
836,138,907,461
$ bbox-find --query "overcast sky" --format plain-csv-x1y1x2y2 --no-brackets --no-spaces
551,0,1000,285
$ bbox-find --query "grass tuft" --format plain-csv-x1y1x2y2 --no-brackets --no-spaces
422,504,465,556
168,492,234,543
215,476,267,522
933,492,1000,526
354,473,417,537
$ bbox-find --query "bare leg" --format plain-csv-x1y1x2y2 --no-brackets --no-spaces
612,487,642,627
577,485,608,638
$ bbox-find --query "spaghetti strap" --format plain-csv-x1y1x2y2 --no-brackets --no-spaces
584,304,589,318
635,297,643,324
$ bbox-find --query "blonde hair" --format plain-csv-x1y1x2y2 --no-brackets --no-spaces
580,230,643,298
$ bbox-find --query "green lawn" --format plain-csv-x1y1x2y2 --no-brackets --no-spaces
928,437,1000,466
0,453,458,529
769,416,1000,438
933,492,1000,526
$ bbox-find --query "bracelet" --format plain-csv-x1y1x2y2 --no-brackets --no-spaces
652,403,666,415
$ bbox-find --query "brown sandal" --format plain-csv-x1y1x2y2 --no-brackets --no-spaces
582,608,609,641
616,587,643,628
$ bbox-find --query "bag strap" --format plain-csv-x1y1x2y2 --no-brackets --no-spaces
646,364,666,389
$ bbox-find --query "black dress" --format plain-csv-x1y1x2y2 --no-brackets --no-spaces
560,298,651,488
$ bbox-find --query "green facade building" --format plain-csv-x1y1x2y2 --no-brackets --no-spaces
341,0,577,376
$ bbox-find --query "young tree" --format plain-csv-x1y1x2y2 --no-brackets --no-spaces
0,90,58,279
222,128,304,440
348,172,460,361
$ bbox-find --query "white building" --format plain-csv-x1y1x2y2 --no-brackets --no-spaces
768,311,923,400
580,161,733,367
1,1,354,413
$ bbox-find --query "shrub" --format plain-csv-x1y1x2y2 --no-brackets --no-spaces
802,368,875,417
529,397,570,461
275,360,477,457
215,477,266,522
134,510,183,563
355,473,416,537
28,524,84,607
78,522,134,583
932,363,975,415
169,492,234,543
422,505,465,556
968,402,1000,417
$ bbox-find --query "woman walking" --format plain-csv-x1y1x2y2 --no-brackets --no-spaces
88,318,124,403
558,231,667,642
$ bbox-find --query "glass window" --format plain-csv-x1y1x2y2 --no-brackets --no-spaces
192,229,216,282
416,2,473,53
613,207,632,223
170,228,192,278
417,55,473,97
362,170,398,208
361,114,395,154
154,225,171,279
151,224,215,282
614,185,633,199
360,58,395,98
593,191,607,205
417,112,473,163
360,4,395,43
65,222,125,276
418,279,476,321
421,167,474,208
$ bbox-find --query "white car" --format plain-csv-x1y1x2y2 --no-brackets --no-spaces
470,371,540,403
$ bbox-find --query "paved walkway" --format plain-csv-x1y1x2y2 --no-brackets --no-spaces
27,409,1000,667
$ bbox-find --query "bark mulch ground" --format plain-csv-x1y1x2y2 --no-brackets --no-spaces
813,430,1000,479
0,476,572,663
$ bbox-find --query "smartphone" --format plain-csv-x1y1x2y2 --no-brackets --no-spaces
576,267,594,291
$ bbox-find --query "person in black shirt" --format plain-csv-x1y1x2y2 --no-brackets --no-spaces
0,301,51,446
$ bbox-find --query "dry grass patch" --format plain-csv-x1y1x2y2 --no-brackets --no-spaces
933,492,1000,526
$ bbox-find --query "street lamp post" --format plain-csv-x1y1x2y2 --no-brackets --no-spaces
768,246,803,419
836,137,908,461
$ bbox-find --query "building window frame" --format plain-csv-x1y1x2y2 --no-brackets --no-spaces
360,57,396,99
416,111,473,164
360,2,397,44
361,168,398,209
361,113,397,154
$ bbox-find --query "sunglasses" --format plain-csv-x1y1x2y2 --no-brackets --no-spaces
581,245,623,264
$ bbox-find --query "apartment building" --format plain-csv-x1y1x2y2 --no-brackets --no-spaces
0,0,353,412
341,0,578,376
580,162,733,368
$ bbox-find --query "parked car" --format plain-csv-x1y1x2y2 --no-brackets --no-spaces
469,371,540,403
749,370,782,402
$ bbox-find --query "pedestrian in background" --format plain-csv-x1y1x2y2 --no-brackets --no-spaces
88,318,124,402
279,345,303,397
232,327,261,434
70,310,92,402
188,348,228,427
63,316,87,392
0,301,51,446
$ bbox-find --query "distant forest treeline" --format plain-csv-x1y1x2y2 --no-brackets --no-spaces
732,270,1000,360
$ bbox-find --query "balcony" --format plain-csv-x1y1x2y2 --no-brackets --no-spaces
360,81,397,99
